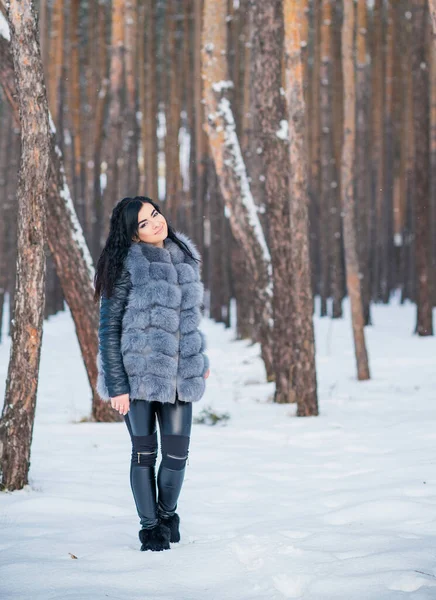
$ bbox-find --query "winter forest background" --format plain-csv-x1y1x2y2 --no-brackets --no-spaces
2,0,436,598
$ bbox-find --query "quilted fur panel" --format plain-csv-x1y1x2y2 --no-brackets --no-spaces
175,262,197,284
149,261,178,284
179,307,202,334
149,305,180,332
180,281,204,310
178,354,205,378
179,330,202,357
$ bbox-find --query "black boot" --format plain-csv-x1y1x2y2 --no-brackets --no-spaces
138,522,171,551
158,512,180,543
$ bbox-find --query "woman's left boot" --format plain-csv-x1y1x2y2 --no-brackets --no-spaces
158,511,180,543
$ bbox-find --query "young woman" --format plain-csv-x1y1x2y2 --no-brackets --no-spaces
93,196,210,552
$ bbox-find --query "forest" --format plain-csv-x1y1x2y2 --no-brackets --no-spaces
1,1,436,596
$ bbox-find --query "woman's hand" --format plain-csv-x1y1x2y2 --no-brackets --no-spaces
110,393,130,415
204,368,210,379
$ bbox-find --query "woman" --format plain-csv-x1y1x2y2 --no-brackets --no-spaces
93,196,210,552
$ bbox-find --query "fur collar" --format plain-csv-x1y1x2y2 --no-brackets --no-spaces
128,230,201,269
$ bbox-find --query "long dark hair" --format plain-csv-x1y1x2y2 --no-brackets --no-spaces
93,196,200,302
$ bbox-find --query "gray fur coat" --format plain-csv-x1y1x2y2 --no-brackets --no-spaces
96,231,209,404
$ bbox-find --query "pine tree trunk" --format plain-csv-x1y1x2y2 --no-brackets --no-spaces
412,0,433,335
202,0,274,382
371,0,385,302
123,0,139,196
283,0,318,415
429,0,436,34
341,0,371,380
356,0,371,324
102,0,125,244
250,0,296,404
0,0,50,491
320,0,334,317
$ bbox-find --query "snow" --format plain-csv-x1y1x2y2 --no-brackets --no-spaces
178,111,191,193
276,119,289,141
54,145,95,283
0,13,10,41
1,295,436,599
212,80,234,93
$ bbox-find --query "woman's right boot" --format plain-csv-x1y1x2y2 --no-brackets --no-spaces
139,522,171,551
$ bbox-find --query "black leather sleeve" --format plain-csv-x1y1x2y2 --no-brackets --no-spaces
98,265,132,398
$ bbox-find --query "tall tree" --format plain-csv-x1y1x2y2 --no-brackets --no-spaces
283,0,318,414
102,0,125,245
356,0,371,324
411,0,433,335
202,0,274,383
1,0,50,491
250,0,295,404
341,0,370,380
371,0,385,302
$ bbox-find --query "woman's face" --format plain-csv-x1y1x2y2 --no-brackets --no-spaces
135,203,168,246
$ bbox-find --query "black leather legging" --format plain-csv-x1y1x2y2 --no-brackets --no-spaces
124,390,192,529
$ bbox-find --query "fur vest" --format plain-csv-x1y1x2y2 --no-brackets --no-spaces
96,231,209,404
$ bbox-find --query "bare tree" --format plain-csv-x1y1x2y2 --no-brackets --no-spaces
0,0,50,491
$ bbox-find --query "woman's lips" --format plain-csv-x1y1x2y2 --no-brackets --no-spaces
155,224,164,235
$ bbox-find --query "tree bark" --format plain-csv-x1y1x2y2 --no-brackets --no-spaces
356,0,371,325
341,0,371,380
283,0,319,415
249,0,295,404
0,0,50,491
412,0,433,335
429,0,436,34
102,0,125,245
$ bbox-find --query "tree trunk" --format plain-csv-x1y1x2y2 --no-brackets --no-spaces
412,0,433,335
356,0,371,325
202,0,274,383
319,0,334,317
0,26,120,423
102,0,125,245
123,0,140,197
371,0,385,302
0,0,50,491
429,0,436,34
341,0,371,381
249,0,295,404
283,0,319,415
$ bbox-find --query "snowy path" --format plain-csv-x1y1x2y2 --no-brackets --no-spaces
1,298,436,599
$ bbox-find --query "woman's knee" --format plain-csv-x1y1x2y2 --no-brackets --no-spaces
131,430,158,466
160,433,190,470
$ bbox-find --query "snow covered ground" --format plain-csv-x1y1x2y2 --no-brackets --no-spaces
1,296,436,599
